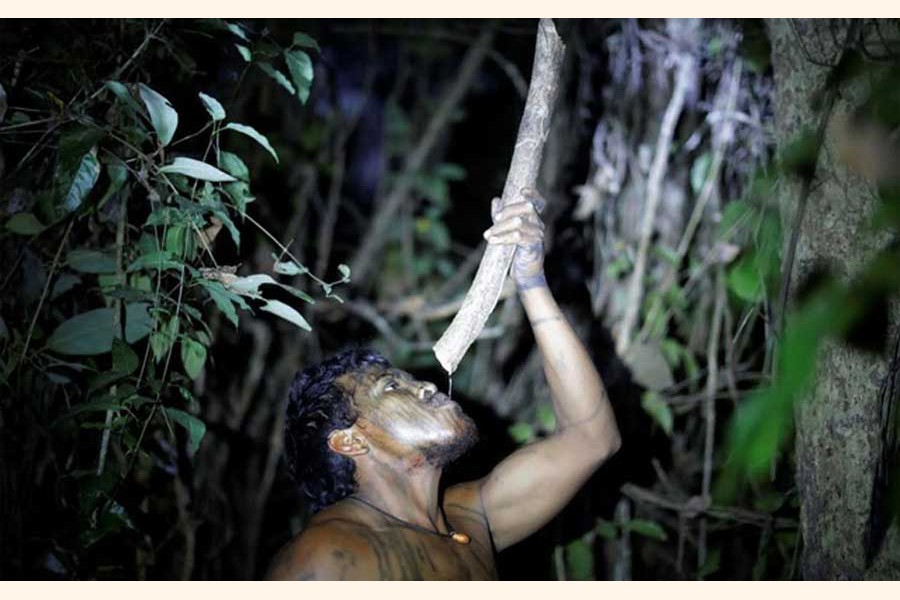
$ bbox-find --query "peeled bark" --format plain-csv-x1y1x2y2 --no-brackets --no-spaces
433,18,565,374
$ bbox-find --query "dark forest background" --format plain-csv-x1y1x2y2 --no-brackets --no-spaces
1,18,900,580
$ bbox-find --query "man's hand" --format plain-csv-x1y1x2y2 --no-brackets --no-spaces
483,189,547,291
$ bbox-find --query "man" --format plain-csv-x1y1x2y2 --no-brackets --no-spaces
267,191,620,580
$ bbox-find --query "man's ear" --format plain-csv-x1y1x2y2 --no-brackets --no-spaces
327,428,370,457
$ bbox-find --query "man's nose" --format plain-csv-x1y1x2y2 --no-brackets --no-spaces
418,382,438,401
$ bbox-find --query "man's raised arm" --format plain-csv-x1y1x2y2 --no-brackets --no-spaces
473,192,621,551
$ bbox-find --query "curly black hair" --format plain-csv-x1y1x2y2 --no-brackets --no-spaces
284,347,390,513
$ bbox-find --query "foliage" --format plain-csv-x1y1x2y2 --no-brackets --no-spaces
0,19,340,578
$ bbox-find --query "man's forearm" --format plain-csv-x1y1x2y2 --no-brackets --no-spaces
519,283,620,449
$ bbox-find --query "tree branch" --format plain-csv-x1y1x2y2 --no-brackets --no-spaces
433,18,566,374
615,36,696,356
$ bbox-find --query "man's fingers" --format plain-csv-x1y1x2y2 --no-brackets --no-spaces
485,224,543,245
483,217,543,239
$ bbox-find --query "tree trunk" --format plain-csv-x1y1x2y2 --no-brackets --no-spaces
767,18,900,579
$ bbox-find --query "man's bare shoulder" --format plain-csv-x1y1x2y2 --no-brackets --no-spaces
265,503,377,580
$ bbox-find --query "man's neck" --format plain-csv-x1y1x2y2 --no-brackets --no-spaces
352,454,448,533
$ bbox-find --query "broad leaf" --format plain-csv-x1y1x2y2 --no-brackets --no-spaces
6,213,46,235
198,92,225,122
625,519,668,541
47,308,115,356
127,250,182,273
235,44,252,62
565,539,594,580
62,148,100,212
123,303,155,344
98,158,128,207
111,338,139,375
258,62,296,96
507,422,536,445
218,151,249,181
224,21,249,42
164,407,206,454
291,32,320,52
273,260,307,276
104,80,146,118
224,123,278,163
285,50,314,104
180,338,207,379
67,249,117,274
259,299,311,331
138,84,178,146
641,391,674,436
51,274,81,299
160,157,236,182
199,279,241,327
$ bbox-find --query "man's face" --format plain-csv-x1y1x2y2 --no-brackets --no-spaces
336,366,478,467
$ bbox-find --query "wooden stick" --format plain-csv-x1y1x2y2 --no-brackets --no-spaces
433,18,565,374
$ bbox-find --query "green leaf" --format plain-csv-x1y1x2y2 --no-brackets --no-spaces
594,519,618,540
137,84,178,147
223,181,254,214
285,49,314,104
198,92,226,122
180,337,207,379
104,80,146,117
127,250,182,273
641,391,673,436
718,200,753,239
273,260,308,276
218,151,249,181
625,519,668,541
337,264,351,281
124,302,155,343
63,396,130,419
6,213,46,235
67,249,117,274
259,299,311,331
699,547,721,579
291,32,320,52
199,279,240,327
164,407,206,454
51,273,81,299
47,308,115,356
225,21,249,42
111,338,139,375
536,404,556,432
98,158,128,207
226,273,313,303
565,539,594,580
258,62,296,96
235,44,252,62
224,123,278,163
62,148,100,212
150,316,179,363
508,422,536,445
728,252,764,302
160,157,237,182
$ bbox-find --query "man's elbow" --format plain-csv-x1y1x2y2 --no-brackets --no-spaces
588,421,621,464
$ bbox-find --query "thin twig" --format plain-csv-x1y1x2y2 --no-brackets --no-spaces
19,220,74,366
698,267,726,570
616,48,695,356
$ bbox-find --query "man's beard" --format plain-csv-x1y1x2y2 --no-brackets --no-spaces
421,409,479,467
